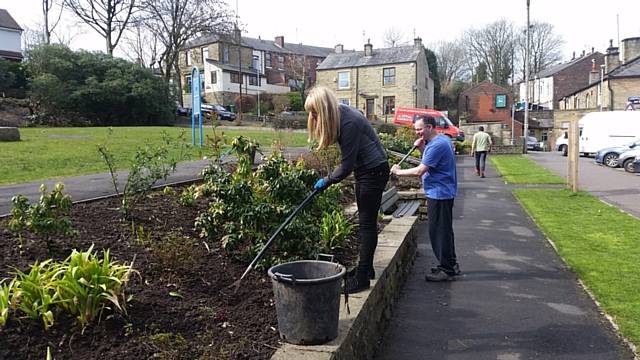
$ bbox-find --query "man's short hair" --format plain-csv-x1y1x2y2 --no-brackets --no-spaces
415,115,437,129
479,126,484,131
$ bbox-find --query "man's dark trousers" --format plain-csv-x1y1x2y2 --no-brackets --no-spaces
427,198,457,274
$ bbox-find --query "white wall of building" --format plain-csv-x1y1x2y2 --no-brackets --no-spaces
519,77,555,109
0,28,21,52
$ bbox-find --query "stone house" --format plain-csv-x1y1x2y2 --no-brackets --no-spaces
559,37,640,112
315,38,434,121
519,50,604,110
0,9,22,61
179,32,332,107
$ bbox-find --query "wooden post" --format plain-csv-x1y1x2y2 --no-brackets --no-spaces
566,123,572,188
570,118,579,192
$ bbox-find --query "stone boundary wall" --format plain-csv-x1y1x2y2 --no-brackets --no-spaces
271,202,420,359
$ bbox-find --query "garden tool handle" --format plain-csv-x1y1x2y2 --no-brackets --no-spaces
391,145,418,174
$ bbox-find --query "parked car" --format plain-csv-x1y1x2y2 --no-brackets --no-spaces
617,148,640,172
632,156,640,173
176,106,191,116
201,104,236,121
594,138,640,167
527,136,542,151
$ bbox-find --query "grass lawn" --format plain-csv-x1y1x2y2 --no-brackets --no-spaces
514,188,640,345
0,127,309,185
491,155,565,184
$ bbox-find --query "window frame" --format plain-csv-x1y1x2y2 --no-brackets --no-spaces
230,71,240,84
338,71,350,89
382,67,396,86
382,96,395,115
210,71,217,84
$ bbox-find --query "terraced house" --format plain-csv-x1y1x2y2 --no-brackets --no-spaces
179,32,332,107
0,9,23,61
315,38,434,121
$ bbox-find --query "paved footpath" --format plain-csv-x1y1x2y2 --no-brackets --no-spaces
0,148,308,216
375,156,634,360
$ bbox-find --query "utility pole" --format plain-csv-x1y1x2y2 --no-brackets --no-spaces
236,0,242,122
523,0,530,153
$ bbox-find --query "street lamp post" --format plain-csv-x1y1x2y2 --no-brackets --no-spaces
599,64,605,111
523,0,530,153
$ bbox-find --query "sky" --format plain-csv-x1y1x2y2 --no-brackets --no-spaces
2,0,640,62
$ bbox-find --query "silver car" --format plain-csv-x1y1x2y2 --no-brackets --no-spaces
617,148,640,173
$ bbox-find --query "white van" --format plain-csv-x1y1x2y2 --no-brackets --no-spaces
558,111,640,156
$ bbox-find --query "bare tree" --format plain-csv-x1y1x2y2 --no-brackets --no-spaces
22,26,46,53
121,18,161,68
382,26,409,48
516,21,564,82
64,0,136,54
464,19,516,86
139,0,233,94
432,39,469,91
42,0,64,44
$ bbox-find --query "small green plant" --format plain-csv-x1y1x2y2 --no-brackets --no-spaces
0,279,18,329
8,183,76,250
54,245,136,332
14,260,58,330
131,222,152,245
99,129,189,218
319,210,353,251
177,185,197,207
310,144,341,176
230,136,259,177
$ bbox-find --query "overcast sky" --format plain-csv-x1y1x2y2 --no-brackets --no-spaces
2,0,640,62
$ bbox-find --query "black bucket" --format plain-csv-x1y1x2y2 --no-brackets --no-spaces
268,260,346,345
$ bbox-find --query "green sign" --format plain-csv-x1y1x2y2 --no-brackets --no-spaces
495,94,507,108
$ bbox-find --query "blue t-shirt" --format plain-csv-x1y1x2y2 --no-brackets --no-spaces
421,134,457,200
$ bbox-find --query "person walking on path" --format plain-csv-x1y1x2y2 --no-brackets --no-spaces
391,115,459,281
470,126,492,178
305,86,389,293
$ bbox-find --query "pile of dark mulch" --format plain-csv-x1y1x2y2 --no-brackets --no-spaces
0,184,364,360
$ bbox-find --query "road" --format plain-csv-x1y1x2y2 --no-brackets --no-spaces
527,151,640,218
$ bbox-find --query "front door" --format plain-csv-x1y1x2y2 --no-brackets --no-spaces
366,99,375,118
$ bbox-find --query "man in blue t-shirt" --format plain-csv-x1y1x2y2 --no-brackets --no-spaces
391,115,460,281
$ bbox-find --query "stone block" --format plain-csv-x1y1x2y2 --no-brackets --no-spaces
0,127,20,141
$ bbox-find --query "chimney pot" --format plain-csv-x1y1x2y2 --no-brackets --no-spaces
414,37,423,49
364,42,373,56
334,44,344,54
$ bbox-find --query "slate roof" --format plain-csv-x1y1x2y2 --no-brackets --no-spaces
0,9,22,31
186,34,332,58
534,52,603,78
608,55,640,78
317,46,420,70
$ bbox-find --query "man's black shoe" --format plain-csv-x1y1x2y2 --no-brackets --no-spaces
430,263,461,276
425,269,455,282
347,267,376,280
342,275,370,294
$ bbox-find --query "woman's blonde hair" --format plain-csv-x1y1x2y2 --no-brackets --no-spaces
305,86,340,149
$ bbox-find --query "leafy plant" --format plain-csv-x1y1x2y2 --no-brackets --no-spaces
0,279,19,329
8,183,76,250
319,210,353,251
178,185,197,207
14,260,58,330
131,222,153,245
229,136,259,178
99,129,189,218
309,144,341,177
54,245,136,331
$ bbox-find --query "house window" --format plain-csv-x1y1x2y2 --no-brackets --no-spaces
383,67,395,86
222,45,229,63
495,94,507,108
252,55,260,70
248,74,258,86
277,55,284,69
186,51,192,66
383,96,395,115
210,71,217,84
338,71,350,89
265,53,272,68
201,47,208,62
339,98,350,106
230,72,240,84
541,130,548,142
184,75,192,93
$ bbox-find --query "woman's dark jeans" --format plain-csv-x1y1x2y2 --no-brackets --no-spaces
354,162,390,276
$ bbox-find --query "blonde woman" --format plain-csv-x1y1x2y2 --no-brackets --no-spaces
305,86,389,293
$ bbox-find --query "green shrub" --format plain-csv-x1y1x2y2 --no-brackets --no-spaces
0,279,18,329
375,123,397,135
320,210,353,251
14,260,58,330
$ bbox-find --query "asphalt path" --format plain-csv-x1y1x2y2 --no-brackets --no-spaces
527,151,640,219
0,148,308,216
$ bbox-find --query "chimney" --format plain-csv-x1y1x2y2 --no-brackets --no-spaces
591,47,595,54
334,44,344,54
605,39,621,73
572,51,576,60
581,50,585,57
414,37,423,49
620,37,640,64
275,36,284,48
364,40,373,56
588,58,599,84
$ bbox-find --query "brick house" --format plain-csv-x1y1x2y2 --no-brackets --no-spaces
0,9,23,61
459,81,512,123
315,38,434,121
519,51,605,110
179,32,332,107
560,37,640,111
